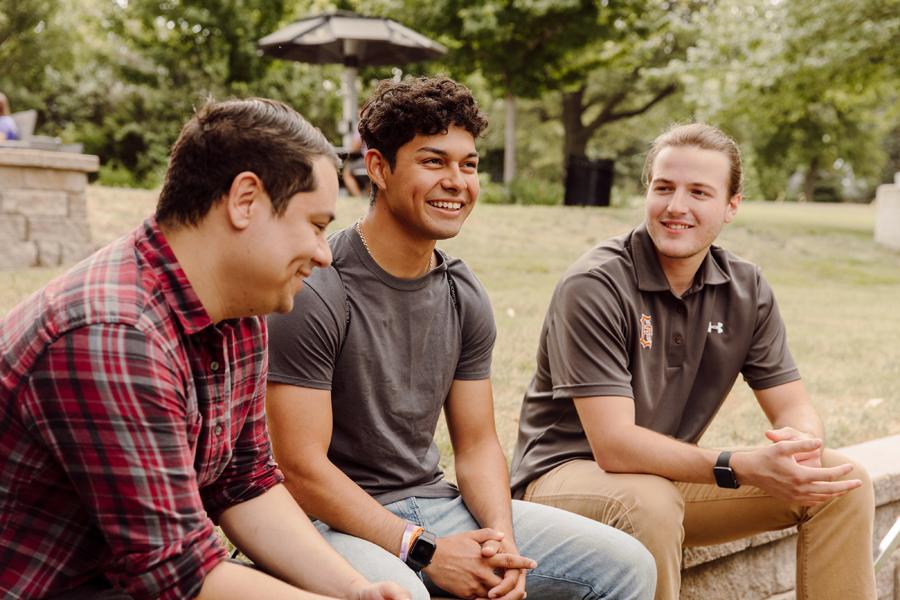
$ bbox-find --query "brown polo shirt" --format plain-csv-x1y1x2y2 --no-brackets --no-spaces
509,223,800,497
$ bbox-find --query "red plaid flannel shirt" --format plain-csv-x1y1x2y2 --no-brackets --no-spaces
0,218,283,599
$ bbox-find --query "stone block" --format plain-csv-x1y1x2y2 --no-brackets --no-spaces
1,189,68,216
36,240,63,267
681,535,795,599
27,215,91,243
0,165,24,188
68,192,88,220
0,214,27,241
23,168,87,193
0,240,38,269
874,183,900,251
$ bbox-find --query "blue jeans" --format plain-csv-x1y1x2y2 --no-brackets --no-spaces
315,495,656,600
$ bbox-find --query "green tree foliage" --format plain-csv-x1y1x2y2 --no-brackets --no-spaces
2,0,346,186
2,0,897,200
683,0,899,201
550,0,705,161
393,0,607,182
0,0,77,113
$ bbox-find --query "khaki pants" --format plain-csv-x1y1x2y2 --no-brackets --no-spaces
523,449,876,600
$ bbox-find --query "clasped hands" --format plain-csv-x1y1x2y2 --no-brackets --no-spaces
423,528,536,600
732,426,863,506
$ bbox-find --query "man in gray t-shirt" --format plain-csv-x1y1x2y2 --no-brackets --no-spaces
510,123,876,600
266,76,655,600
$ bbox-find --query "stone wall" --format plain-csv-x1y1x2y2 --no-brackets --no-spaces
682,434,900,600
0,148,98,269
875,173,900,251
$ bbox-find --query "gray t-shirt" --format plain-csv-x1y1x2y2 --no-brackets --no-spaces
267,226,496,505
509,224,800,496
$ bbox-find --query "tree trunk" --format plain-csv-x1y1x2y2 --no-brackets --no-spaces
802,156,819,203
562,87,592,160
503,93,516,184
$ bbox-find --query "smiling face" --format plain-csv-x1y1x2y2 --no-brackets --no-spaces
239,156,337,315
645,144,741,273
374,125,479,241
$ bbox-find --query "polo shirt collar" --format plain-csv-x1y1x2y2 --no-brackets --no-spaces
631,223,732,294
630,223,671,292
137,217,214,334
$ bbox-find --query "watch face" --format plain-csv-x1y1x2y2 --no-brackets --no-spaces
408,531,437,570
714,465,740,489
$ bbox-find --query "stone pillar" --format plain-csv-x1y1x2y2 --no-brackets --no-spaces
0,148,99,269
874,173,900,251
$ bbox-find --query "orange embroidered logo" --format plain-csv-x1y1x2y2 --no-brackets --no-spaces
639,314,653,349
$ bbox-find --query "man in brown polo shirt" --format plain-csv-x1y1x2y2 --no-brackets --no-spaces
510,123,877,600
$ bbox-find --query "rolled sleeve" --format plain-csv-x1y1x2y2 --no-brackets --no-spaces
23,325,228,599
201,348,284,521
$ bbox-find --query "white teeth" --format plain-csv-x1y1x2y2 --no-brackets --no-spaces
667,223,690,230
430,201,462,210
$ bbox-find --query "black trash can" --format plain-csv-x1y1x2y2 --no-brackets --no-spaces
564,156,614,206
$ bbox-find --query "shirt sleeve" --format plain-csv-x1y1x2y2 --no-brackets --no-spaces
545,271,634,399
741,270,801,389
267,275,344,390
452,265,497,380
22,324,227,600
201,321,284,521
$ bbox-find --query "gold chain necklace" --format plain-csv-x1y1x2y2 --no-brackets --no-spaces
355,219,435,272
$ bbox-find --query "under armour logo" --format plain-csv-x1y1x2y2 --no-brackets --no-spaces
708,321,724,334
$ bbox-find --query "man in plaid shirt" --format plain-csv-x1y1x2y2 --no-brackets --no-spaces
0,99,409,600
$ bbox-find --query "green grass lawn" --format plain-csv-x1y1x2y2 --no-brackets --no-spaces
3,187,899,479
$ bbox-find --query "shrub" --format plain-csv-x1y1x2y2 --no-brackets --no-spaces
477,175,563,206
508,177,563,205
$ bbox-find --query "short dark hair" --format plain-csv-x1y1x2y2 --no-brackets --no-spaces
642,122,743,198
156,98,339,227
358,76,488,170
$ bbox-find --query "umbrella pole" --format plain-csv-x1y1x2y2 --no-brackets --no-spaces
342,41,360,150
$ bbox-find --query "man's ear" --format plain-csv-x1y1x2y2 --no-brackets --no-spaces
225,171,265,230
724,192,742,224
364,149,390,192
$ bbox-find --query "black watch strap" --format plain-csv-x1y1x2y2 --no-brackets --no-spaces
713,450,741,489
405,530,437,572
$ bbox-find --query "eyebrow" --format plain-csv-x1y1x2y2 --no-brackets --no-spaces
416,146,479,159
652,177,717,191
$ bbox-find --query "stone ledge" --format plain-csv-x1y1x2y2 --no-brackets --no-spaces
0,148,99,172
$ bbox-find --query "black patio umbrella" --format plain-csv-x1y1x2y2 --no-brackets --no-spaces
259,11,447,148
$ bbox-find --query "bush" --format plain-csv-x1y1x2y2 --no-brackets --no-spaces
477,175,563,206
478,180,511,204
97,161,160,189
508,177,563,205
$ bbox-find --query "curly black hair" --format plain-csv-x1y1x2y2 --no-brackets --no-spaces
358,76,488,170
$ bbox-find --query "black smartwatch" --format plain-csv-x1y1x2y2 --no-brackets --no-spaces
713,450,740,489
405,529,437,572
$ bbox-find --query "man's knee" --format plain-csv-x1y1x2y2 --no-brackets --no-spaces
821,449,874,516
